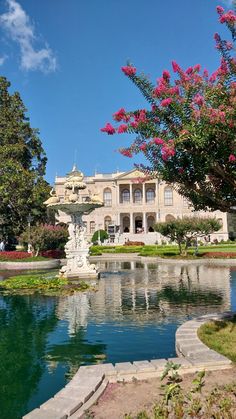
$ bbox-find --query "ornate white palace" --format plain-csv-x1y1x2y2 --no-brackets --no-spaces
55,168,233,244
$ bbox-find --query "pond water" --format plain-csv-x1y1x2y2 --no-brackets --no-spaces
0,260,236,419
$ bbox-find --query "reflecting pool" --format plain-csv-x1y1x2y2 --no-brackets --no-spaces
0,261,235,419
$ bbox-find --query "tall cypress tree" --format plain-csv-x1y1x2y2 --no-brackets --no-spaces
0,76,50,239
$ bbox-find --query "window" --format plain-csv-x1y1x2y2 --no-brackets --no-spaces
146,188,155,203
164,187,173,206
90,221,95,234
134,189,142,203
83,221,87,232
103,188,112,207
147,215,155,232
104,216,112,231
121,189,130,203
217,218,223,231
165,214,175,222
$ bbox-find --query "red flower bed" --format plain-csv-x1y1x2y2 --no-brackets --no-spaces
0,251,30,260
40,250,64,259
203,252,236,259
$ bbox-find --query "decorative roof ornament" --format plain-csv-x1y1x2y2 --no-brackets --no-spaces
65,164,86,191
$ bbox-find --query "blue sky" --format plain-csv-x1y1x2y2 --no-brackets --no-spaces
0,0,233,183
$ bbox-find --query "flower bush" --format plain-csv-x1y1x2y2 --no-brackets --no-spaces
101,5,236,213
0,251,29,260
20,224,68,256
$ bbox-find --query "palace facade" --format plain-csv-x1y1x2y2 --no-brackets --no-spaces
55,168,232,244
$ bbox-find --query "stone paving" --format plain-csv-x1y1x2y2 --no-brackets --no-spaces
23,311,234,419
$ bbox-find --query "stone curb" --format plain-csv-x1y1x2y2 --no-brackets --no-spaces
90,254,236,265
23,312,235,419
0,259,60,270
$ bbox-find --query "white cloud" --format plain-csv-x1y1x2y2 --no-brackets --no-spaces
0,55,7,66
0,0,57,73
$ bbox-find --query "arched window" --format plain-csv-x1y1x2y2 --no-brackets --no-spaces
122,189,130,203
83,221,87,232
134,189,142,203
164,187,173,206
90,221,95,234
104,216,112,231
146,188,155,203
103,188,112,207
165,214,175,222
123,216,130,232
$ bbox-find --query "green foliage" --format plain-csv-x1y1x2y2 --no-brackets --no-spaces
155,216,221,255
0,77,50,240
91,229,108,244
0,273,90,295
19,224,68,255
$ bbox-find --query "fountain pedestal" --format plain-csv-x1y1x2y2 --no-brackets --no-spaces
44,166,103,280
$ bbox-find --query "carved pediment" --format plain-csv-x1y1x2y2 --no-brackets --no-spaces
116,169,146,180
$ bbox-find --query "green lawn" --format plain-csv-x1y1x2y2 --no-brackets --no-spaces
90,243,236,257
0,256,49,262
198,316,236,363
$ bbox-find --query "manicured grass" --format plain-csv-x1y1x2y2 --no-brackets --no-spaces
198,316,236,363
90,243,236,258
0,273,90,295
0,255,49,262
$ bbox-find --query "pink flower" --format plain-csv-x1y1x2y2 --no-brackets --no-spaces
220,11,236,24
229,154,236,162
193,64,201,72
193,94,204,106
120,149,133,158
216,6,224,15
117,124,128,133
161,98,173,107
214,33,221,42
186,67,193,75
163,70,170,81
100,123,116,135
178,168,184,174
140,143,147,152
169,86,179,95
203,69,209,78
121,65,136,76
226,41,233,50
113,108,128,122
153,137,164,145
172,61,180,73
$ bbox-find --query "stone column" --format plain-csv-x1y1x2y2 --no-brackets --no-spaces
143,212,147,233
130,213,134,234
129,184,133,204
142,183,145,204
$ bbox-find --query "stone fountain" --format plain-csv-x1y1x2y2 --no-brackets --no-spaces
44,165,103,279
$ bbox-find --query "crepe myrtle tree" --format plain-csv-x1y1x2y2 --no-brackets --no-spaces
101,5,236,214
155,217,222,256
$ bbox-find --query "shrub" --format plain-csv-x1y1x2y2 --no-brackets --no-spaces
40,249,65,259
91,229,108,244
19,224,68,256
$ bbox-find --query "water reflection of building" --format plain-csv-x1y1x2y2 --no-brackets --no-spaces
56,262,231,334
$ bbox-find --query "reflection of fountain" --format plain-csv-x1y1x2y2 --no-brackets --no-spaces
44,165,103,279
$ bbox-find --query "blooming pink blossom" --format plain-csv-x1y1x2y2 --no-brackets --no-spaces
153,137,164,145
140,143,147,152
163,70,170,81
193,64,201,72
186,66,193,75
113,108,129,122
219,11,236,24
229,154,236,162
100,123,116,135
117,124,128,133
161,98,173,107
172,61,180,73
193,94,204,106
120,149,133,158
121,66,136,76
216,6,224,16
